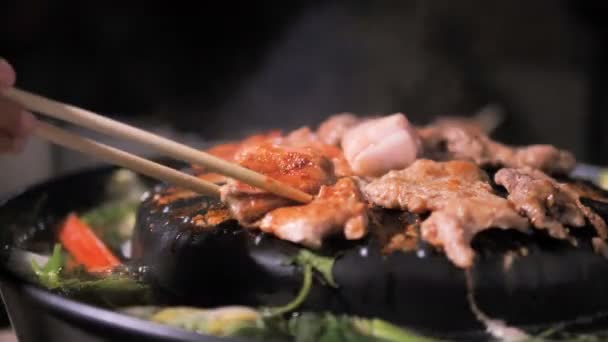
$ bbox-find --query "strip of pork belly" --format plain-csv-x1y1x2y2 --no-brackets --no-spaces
341,113,421,177
364,159,529,268
259,177,368,248
418,122,576,175
219,143,335,226
316,113,362,146
495,167,608,240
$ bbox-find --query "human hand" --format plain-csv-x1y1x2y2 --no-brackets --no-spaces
0,58,36,154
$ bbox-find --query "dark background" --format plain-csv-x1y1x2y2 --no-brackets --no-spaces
1,0,608,163
1,0,608,334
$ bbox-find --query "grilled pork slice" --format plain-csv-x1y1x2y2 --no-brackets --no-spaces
341,113,421,177
364,159,529,268
259,177,368,248
200,130,282,165
495,167,608,240
418,121,576,175
220,143,335,226
282,127,353,177
194,130,282,183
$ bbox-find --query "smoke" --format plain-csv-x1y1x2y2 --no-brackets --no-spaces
199,1,479,139
176,0,593,158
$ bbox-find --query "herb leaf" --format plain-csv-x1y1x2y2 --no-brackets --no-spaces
31,243,152,308
31,243,63,289
293,249,338,288
263,263,313,317
284,312,436,342
123,305,439,342
58,275,153,307
81,200,138,250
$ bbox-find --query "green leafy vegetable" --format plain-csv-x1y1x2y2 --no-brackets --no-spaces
105,169,148,202
142,306,261,337
240,313,438,342
31,244,152,307
286,313,371,342
262,264,313,317
31,243,63,289
77,169,145,251
292,249,338,288
525,326,608,342
124,305,438,342
352,317,439,342
258,249,337,318
56,275,153,307
81,200,137,230
81,200,138,249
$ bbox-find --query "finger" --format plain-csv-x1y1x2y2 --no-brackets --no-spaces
0,130,28,154
0,58,16,87
11,135,27,153
0,133,13,153
11,112,37,153
0,97,26,134
14,110,37,138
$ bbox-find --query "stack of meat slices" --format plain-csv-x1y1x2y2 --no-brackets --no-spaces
193,112,608,269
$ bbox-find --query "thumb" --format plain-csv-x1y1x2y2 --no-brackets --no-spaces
0,58,16,88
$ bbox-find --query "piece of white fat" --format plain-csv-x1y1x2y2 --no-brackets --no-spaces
341,113,420,177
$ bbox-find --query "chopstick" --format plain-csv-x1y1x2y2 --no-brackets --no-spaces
2,87,314,203
36,121,221,196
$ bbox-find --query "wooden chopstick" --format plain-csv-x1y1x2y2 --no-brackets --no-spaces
2,87,314,203
35,121,221,196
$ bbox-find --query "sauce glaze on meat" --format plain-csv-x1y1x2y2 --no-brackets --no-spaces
259,177,368,248
220,142,335,225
